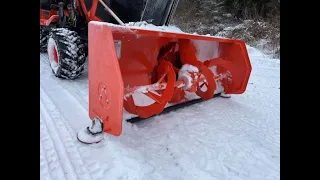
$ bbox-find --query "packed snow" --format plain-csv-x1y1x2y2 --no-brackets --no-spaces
90,20,233,41
177,64,199,90
90,21,184,34
40,45,280,179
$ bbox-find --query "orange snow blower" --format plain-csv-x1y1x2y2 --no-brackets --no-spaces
39,0,251,143
86,22,252,138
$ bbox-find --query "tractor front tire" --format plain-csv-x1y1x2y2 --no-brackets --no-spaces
40,27,49,52
47,28,86,80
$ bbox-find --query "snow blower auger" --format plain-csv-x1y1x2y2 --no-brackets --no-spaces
77,22,252,144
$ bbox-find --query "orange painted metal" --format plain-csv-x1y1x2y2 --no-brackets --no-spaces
123,59,176,118
88,23,124,136
40,0,106,27
40,9,58,26
88,22,251,136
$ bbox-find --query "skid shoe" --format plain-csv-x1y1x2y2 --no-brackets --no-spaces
77,118,104,144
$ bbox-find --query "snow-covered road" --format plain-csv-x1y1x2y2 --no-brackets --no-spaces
40,46,280,180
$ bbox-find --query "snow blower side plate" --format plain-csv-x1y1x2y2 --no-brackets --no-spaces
88,22,124,136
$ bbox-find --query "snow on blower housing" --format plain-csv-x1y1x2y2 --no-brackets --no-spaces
40,0,252,144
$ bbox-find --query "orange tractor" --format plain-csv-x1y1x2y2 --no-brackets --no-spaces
40,0,252,144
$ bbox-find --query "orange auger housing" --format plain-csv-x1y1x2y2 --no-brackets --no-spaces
88,21,252,136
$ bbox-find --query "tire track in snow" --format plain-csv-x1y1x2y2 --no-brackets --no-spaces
57,80,89,111
40,137,55,180
196,98,280,148
40,53,89,112
41,54,108,179
227,96,280,148
40,78,89,131
40,100,77,180
145,98,279,179
41,86,95,180
53,116,107,179
40,60,89,131
227,112,279,148
40,83,107,180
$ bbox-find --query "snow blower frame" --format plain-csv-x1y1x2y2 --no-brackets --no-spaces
88,22,251,136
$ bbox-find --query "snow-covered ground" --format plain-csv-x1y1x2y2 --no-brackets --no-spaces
40,46,280,180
